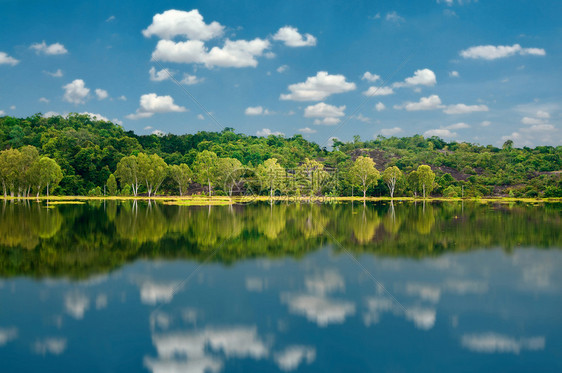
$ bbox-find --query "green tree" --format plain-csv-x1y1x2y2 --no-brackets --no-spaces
407,170,420,197
349,156,380,199
106,174,118,196
138,153,168,197
382,166,402,198
169,163,193,196
417,165,435,198
256,158,285,198
297,158,328,197
115,155,141,196
194,150,218,196
216,158,243,197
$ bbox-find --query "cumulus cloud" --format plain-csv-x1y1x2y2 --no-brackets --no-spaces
95,88,108,100
460,44,546,60
443,103,489,114
149,66,172,81
62,79,90,104
33,338,67,356
273,26,317,47
0,327,18,346
197,114,205,120
362,72,380,82
274,346,316,371
0,51,19,66
375,102,386,111
461,333,545,354
380,127,403,136
39,97,49,103
151,38,271,68
405,307,436,330
140,281,178,305
256,128,284,137
298,127,317,134
142,9,224,40
481,120,492,127
127,93,187,120
424,128,457,138
245,106,272,116
277,65,289,73
65,292,90,319
394,68,436,88
44,68,63,77
446,122,471,130
181,73,203,85
304,102,346,119
386,11,405,23
281,71,356,101
449,70,459,77
118,95,127,101
362,86,394,96
395,95,443,111
282,293,355,327
30,41,68,55
80,112,110,121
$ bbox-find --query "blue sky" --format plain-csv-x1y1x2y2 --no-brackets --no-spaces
0,0,561,147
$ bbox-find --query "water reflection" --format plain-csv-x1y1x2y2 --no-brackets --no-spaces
0,201,561,372
0,201,560,279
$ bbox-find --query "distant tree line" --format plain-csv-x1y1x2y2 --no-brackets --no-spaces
0,113,560,197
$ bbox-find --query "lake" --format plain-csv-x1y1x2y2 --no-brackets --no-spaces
0,200,561,372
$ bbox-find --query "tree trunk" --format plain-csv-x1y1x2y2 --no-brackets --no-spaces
47,183,50,198
208,180,212,197
423,185,426,199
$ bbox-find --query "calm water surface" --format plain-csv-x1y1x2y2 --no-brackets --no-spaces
0,201,561,372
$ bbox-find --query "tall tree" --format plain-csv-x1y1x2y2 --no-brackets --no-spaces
382,166,402,198
217,158,243,197
194,150,218,196
297,158,328,197
138,153,168,197
106,174,118,196
115,155,141,196
349,156,380,199
407,170,419,197
256,158,285,198
169,163,193,196
34,157,63,197
417,165,435,198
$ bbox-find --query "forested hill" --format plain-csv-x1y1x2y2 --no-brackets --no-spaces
0,113,561,197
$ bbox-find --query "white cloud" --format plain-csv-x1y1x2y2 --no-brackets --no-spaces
0,110,5,116
181,73,203,85
144,126,153,130
140,281,177,305
304,102,346,119
375,102,386,111
362,86,394,96
65,292,90,319
256,128,284,137
273,26,317,47
265,51,276,59
96,294,108,309
521,117,543,125
443,103,489,114
39,97,49,103
386,11,405,23
406,283,441,303
461,333,545,354
33,338,67,355
63,79,90,104
118,95,127,101
298,127,317,134
353,114,370,123
274,346,316,371
380,127,403,136
95,88,108,100
42,111,60,118
152,129,166,137
536,110,550,119
445,122,470,130
151,38,271,68
314,117,341,125
142,9,224,40
106,15,115,22
44,69,63,77
395,95,443,111
282,293,355,327
149,66,172,81
0,327,18,346
481,120,492,127
394,68,436,87
80,112,110,121
0,51,19,66
127,93,187,119
460,44,546,60
521,124,555,133
281,71,356,101
449,70,459,77
277,65,289,73
30,41,68,55
245,106,272,116
424,128,457,138
362,72,380,82
197,114,205,120
405,307,436,330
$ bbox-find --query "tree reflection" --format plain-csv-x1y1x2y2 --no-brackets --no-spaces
0,200,561,278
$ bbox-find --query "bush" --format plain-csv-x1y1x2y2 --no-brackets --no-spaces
120,184,132,196
443,185,460,198
88,186,102,196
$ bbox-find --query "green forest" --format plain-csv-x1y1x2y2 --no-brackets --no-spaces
0,113,561,198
